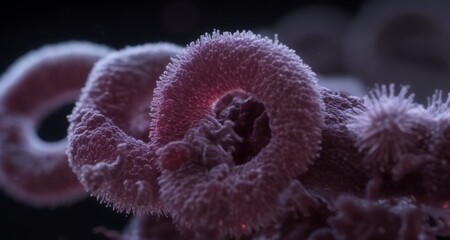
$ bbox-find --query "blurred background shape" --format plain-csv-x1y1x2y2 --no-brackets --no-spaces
275,5,350,75
2,0,450,239
345,0,450,103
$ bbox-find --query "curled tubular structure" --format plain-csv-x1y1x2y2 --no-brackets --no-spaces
151,31,324,237
58,30,450,240
67,43,183,214
0,41,110,206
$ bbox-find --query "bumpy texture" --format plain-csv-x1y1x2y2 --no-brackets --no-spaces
67,43,183,214
347,85,450,203
14,30,445,240
0,41,110,206
151,31,324,237
299,87,368,198
347,84,423,176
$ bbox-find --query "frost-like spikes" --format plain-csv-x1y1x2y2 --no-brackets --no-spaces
426,90,450,120
348,85,450,202
347,84,425,175
425,90,450,157
417,91,450,201
152,31,323,238
67,43,183,214
0,41,111,206
423,90,450,163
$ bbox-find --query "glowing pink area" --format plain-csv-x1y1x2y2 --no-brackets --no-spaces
151,31,323,237
58,31,450,239
67,43,183,214
0,42,111,206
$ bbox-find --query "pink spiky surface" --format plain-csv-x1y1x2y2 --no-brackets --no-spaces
151,31,323,237
67,43,183,214
66,31,450,240
2,30,449,240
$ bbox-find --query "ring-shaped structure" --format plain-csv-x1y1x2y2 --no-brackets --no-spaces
0,41,111,206
152,31,323,237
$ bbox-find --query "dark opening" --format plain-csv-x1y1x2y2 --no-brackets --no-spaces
36,102,75,142
213,90,271,165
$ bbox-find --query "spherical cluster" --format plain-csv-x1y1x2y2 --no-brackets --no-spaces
348,84,450,202
347,84,424,174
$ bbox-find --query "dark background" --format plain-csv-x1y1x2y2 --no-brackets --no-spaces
0,1,363,73
0,1,365,239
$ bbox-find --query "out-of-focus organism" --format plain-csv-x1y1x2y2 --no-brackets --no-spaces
345,0,450,103
0,41,110,206
275,5,350,75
